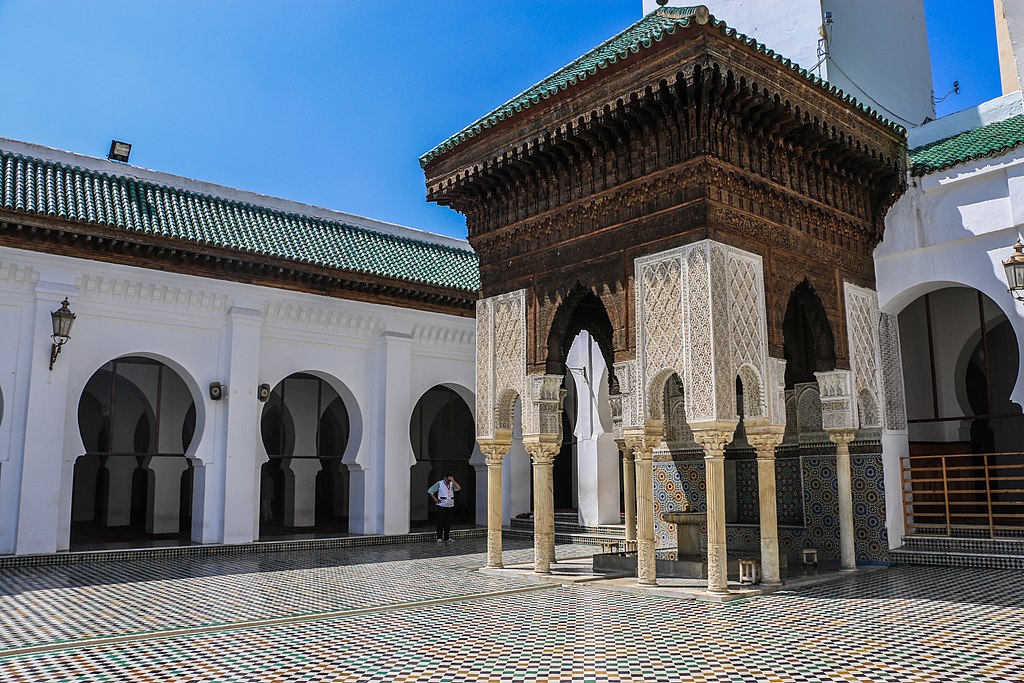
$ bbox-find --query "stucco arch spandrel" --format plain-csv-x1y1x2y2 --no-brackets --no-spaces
475,290,527,441
736,363,766,421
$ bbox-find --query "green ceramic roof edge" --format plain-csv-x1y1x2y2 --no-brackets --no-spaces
909,113,1024,176
0,149,480,292
420,6,905,168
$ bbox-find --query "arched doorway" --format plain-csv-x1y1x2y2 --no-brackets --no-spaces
410,386,476,529
259,373,350,537
896,287,1024,535
898,287,1024,452
71,356,197,548
547,287,621,529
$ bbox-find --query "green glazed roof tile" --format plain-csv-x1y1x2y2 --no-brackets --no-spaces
909,113,1024,176
420,6,903,167
0,150,480,292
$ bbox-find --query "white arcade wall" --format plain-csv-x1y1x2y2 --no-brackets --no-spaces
0,246,481,555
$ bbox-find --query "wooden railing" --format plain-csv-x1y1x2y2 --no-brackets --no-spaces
901,452,1024,538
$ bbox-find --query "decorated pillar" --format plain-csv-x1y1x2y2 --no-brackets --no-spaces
625,427,659,586
692,426,735,593
816,368,859,572
828,428,858,571
524,440,559,573
479,440,510,569
746,427,785,585
617,441,637,542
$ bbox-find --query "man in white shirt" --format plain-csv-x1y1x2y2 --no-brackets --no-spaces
427,473,461,542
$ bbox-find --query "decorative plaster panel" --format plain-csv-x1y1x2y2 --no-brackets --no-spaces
78,274,232,315
476,289,527,439
263,302,382,337
878,312,908,431
814,369,858,431
844,283,884,429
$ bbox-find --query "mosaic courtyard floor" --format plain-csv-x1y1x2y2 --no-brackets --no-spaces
1,539,1022,682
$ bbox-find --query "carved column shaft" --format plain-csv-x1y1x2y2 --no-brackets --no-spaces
694,428,735,594
480,443,510,569
748,429,785,586
525,442,558,574
633,446,656,586
829,429,858,571
619,443,637,542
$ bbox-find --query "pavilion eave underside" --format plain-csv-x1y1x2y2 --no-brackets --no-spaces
423,22,907,251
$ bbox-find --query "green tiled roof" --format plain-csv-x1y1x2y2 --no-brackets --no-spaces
420,6,902,167
0,150,480,292
909,113,1024,176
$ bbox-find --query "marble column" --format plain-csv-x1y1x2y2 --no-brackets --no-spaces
479,441,510,569
747,428,785,586
828,428,858,571
525,442,558,574
618,442,637,542
693,429,734,594
625,433,656,586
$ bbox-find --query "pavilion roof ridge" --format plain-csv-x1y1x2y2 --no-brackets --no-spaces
419,5,905,168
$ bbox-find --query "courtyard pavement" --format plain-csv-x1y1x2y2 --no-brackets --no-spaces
0,538,1022,682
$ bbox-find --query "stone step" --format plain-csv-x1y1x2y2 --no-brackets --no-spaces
890,547,1024,570
510,517,626,537
901,535,1024,556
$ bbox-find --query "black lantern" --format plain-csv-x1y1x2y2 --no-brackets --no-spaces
49,298,76,370
1003,240,1024,303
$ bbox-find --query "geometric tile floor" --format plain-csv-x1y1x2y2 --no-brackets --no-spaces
1,538,1023,682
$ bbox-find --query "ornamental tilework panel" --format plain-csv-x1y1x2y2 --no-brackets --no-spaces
777,457,805,526
652,460,705,549
802,453,888,564
734,460,759,524
733,457,806,527
852,453,889,563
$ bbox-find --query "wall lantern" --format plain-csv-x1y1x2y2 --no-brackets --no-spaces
1002,239,1024,303
49,298,76,371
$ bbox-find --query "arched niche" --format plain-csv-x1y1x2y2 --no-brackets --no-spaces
71,355,200,547
409,385,477,528
782,278,837,388
259,372,355,535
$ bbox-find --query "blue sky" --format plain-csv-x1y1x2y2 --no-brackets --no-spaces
0,1,1001,240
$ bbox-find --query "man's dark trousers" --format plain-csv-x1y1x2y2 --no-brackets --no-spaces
436,505,454,541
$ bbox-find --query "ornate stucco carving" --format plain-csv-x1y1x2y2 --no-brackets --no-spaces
610,360,640,440
878,311,908,432
77,274,232,315
814,369,858,431
522,374,566,440
634,240,772,429
475,289,527,440
794,382,828,443
843,282,884,429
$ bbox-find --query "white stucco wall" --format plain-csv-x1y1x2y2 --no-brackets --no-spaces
877,147,1024,418
0,245,478,555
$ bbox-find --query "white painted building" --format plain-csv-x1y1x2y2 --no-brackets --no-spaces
0,138,492,556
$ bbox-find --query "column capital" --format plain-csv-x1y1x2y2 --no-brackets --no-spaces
478,440,511,466
826,428,857,449
746,426,785,458
691,424,736,457
523,440,559,465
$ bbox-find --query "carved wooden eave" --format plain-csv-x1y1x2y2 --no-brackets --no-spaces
423,16,908,284
0,209,476,317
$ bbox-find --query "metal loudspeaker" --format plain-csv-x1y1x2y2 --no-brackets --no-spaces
209,381,225,401
257,383,271,402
